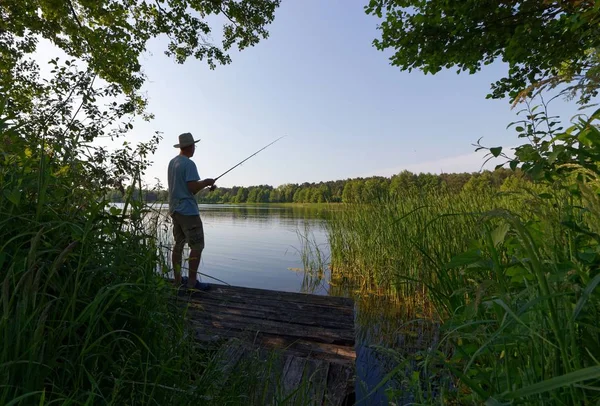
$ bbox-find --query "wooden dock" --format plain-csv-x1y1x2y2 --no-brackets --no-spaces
178,284,356,405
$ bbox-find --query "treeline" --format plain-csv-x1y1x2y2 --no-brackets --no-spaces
107,168,526,204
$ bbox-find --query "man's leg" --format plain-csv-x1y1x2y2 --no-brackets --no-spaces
185,216,205,288
187,248,201,287
171,214,185,285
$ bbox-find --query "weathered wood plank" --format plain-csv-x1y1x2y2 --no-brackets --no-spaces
304,358,330,405
193,325,355,363
325,362,355,405
200,284,354,307
186,300,353,330
281,356,307,402
180,290,355,317
184,299,355,329
187,308,355,345
216,341,246,376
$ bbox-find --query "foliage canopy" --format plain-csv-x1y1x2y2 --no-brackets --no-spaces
366,0,600,103
2,0,280,96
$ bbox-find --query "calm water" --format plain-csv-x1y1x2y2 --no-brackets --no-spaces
151,203,425,405
156,204,331,294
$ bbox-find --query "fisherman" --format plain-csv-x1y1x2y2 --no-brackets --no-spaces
168,132,216,291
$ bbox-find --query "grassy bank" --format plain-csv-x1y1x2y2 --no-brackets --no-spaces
327,173,600,403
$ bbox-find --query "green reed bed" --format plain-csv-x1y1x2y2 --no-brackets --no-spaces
327,189,506,298
326,184,600,404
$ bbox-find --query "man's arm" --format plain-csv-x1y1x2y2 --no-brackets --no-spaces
187,178,216,195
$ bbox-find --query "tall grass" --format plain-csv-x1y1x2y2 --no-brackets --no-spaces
328,188,516,297
294,222,330,294
327,180,600,404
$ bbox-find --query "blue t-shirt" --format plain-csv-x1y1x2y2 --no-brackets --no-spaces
168,155,200,216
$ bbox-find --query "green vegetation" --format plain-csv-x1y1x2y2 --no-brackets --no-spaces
318,2,600,403
2,0,280,106
0,1,323,404
327,105,600,404
367,0,600,103
0,111,321,405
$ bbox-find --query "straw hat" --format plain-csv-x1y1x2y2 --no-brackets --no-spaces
173,132,201,148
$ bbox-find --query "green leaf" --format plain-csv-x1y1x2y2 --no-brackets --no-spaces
578,127,600,147
528,163,544,179
572,273,600,321
445,249,482,269
490,223,510,247
505,265,534,282
547,149,560,164
503,366,600,400
3,188,21,206
109,206,122,216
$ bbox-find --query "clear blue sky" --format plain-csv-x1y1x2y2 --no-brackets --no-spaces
105,0,583,188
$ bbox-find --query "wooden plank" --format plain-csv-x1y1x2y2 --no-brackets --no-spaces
192,323,355,363
184,299,355,329
252,347,287,405
304,358,330,405
282,356,307,399
187,308,355,345
324,362,354,406
185,300,354,331
179,290,354,315
187,307,354,343
192,324,355,365
180,291,355,317
217,341,246,376
255,335,355,362
202,284,354,307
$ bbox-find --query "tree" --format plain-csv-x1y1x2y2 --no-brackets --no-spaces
2,0,281,99
362,177,387,202
390,170,417,197
366,1,600,103
278,184,296,203
246,187,259,203
462,172,493,194
234,187,248,203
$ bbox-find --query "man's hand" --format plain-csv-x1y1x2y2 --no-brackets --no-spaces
187,178,216,195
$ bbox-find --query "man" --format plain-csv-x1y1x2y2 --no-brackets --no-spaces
168,132,216,291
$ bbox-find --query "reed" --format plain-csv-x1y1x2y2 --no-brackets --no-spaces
326,181,600,404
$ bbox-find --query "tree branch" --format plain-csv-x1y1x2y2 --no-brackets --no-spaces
66,0,84,29
218,4,240,28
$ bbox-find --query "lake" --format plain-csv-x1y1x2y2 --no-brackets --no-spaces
152,203,424,405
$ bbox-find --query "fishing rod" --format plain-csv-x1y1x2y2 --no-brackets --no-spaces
210,135,286,188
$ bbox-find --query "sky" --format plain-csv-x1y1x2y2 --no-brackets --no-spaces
40,0,587,188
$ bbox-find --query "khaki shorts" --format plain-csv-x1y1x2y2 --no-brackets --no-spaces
171,212,205,252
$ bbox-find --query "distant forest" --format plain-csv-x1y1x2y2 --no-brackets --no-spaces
107,168,529,204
